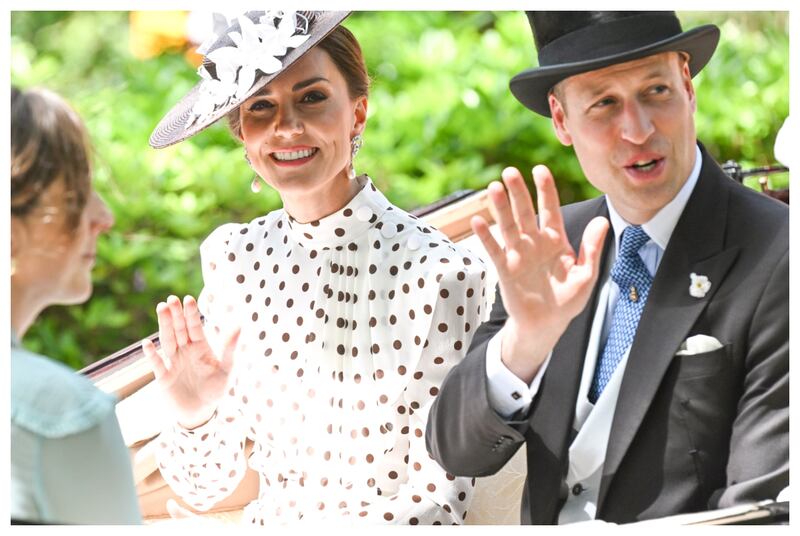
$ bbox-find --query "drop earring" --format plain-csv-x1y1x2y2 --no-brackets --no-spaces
245,149,262,193
348,134,363,180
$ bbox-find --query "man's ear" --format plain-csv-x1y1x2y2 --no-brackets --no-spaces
681,58,697,114
351,96,367,137
549,92,573,146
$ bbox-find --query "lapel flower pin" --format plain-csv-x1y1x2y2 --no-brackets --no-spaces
689,272,711,298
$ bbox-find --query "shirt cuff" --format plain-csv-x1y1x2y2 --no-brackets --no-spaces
485,330,552,419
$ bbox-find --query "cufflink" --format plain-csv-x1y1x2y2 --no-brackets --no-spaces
511,391,522,400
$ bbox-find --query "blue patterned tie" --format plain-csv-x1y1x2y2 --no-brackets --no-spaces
588,225,652,403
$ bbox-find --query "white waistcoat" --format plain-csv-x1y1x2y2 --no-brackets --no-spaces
559,283,630,524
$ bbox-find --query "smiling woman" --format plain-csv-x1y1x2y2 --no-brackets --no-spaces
141,11,488,525
234,45,367,221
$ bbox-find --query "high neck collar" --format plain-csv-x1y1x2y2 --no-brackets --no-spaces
284,175,393,249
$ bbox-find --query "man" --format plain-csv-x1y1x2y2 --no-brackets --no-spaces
426,11,788,524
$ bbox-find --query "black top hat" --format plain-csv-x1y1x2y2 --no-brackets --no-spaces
510,11,720,117
150,11,350,149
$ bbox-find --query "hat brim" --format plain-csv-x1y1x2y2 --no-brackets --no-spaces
149,11,350,149
510,24,720,117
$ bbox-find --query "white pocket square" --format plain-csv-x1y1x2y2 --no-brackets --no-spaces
676,334,724,355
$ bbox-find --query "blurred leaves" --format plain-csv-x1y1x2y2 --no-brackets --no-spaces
10,11,789,367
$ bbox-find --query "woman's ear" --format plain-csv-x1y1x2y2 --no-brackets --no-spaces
11,216,27,259
236,108,246,142
351,96,368,137
11,216,27,275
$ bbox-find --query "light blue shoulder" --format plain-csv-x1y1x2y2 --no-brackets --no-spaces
11,348,116,438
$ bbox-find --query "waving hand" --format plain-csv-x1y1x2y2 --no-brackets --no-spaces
141,295,241,429
471,165,609,383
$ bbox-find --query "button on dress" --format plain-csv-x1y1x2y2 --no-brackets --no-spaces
155,177,488,524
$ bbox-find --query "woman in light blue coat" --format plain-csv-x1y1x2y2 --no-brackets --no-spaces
10,86,141,524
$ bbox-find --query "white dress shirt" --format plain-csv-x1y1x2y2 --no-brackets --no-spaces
485,145,703,522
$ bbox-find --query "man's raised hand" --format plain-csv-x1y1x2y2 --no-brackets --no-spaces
471,165,608,382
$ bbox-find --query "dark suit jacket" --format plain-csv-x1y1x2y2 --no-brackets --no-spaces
426,145,789,524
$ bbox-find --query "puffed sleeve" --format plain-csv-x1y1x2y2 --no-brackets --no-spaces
356,244,488,524
154,223,253,511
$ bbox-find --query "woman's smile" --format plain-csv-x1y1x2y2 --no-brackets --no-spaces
270,146,319,166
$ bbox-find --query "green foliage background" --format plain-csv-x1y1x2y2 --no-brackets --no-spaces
10,11,789,369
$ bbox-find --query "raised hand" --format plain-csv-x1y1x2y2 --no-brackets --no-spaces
141,295,240,429
472,165,609,383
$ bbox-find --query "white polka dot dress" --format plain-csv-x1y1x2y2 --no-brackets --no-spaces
155,176,488,525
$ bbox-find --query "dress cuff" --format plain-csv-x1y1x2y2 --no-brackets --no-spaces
175,409,218,433
485,331,551,419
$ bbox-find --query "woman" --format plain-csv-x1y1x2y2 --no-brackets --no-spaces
10,86,141,524
144,11,487,524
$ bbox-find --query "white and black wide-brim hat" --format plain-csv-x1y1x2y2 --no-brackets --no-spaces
510,11,720,117
150,10,350,149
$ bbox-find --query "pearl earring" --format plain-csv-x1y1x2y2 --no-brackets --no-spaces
245,149,262,193
348,134,363,180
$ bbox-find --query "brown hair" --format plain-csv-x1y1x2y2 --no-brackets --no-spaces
11,86,91,230
226,25,370,139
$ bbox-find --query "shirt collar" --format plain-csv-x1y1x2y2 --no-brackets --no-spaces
606,144,702,253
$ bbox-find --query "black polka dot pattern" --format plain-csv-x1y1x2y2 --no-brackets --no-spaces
155,177,486,524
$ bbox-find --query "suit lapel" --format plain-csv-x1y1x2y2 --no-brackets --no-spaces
598,154,741,509
527,197,612,523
